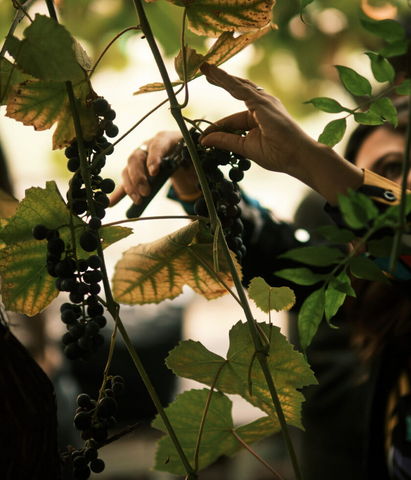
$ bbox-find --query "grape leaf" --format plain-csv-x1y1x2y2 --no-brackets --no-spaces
152,389,280,475
0,58,33,105
164,0,275,37
298,287,325,354
112,220,241,305
0,181,132,315
360,17,405,43
348,255,390,283
5,14,85,83
318,118,346,147
303,97,350,114
275,267,328,286
134,81,183,95
0,188,19,219
166,321,317,427
6,79,98,150
248,276,295,312
335,66,372,97
365,52,395,84
279,245,345,266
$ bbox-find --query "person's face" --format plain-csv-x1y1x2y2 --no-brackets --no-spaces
354,126,407,187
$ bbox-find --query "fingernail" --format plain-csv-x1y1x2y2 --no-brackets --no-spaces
148,164,155,175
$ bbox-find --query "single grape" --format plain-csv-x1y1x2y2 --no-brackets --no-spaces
77,393,91,409
105,124,119,138
80,231,99,252
90,458,105,474
88,255,103,270
194,197,208,217
93,98,110,116
88,217,102,230
67,157,80,172
32,224,48,240
85,320,100,336
97,397,117,417
104,108,116,121
47,237,65,255
73,455,87,469
229,168,244,182
73,465,91,480
84,447,98,462
99,178,115,194
74,411,92,431
238,158,251,171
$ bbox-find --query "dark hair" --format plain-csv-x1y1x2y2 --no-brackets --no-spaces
344,95,409,164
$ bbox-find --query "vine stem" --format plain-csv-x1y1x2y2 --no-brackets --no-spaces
231,430,285,480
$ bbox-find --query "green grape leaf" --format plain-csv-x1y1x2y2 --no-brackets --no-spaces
325,271,353,323
0,188,19,220
348,255,390,283
0,181,131,315
164,0,275,37
370,97,398,127
315,224,357,244
248,276,295,312
360,17,405,43
5,15,85,83
0,58,33,105
396,78,411,96
365,52,395,84
318,118,346,147
274,267,328,286
166,322,317,428
338,191,379,229
112,220,241,305
298,287,325,354
303,97,351,114
279,245,345,266
6,79,98,150
300,0,315,20
354,110,385,126
72,38,92,71
380,39,409,58
335,65,372,97
152,389,280,475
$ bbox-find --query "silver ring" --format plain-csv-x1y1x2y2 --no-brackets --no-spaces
138,144,148,152
255,86,264,91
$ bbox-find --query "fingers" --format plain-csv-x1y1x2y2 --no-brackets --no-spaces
201,131,247,157
201,111,257,136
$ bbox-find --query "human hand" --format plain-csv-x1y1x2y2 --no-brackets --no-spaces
199,63,315,177
110,131,198,206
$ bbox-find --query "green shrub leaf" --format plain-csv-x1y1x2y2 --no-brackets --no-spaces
338,191,379,229
298,287,325,354
396,78,411,96
304,97,350,114
348,255,390,283
0,58,33,105
275,267,328,286
360,17,405,43
325,271,353,323
370,97,398,126
365,52,395,84
380,39,409,58
315,224,357,244
318,118,347,147
300,0,315,20
166,322,317,428
354,110,385,126
279,245,345,266
248,276,295,312
335,65,372,97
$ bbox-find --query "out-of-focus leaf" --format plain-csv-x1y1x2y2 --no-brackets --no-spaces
380,39,409,58
112,221,241,305
165,0,275,37
279,245,345,266
0,58,33,105
396,79,411,96
72,38,92,71
300,0,315,20
315,225,357,244
175,45,205,81
166,322,317,428
0,188,19,219
348,255,390,283
152,389,280,475
6,79,98,149
5,14,85,82
303,97,350,114
360,17,405,43
318,118,346,147
335,65,372,97
338,191,379,229
275,267,328,286
325,271,352,323
248,276,295,312
134,81,182,95
365,52,395,84
298,287,325,354
367,236,394,257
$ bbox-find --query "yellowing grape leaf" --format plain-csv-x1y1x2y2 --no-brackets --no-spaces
165,0,276,37
166,321,317,429
6,79,98,149
0,181,131,315
0,189,19,220
0,58,33,105
112,220,241,305
152,389,280,475
5,14,85,83
248,276,295,312
134,81,183,95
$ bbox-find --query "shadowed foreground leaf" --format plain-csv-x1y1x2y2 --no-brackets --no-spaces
0,59,33,105
6,79,98,149
248,276,295,312
152,389,279,475
166,321,317,428
0,182,131,315
112,221,240,304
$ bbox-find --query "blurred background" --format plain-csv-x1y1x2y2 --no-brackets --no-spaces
0,0,409,479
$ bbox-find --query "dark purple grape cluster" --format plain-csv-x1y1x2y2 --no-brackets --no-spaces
32,224,107,361
70,376,124,479
185,131,250,263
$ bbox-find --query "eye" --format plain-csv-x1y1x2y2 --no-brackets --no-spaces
373,154,404,182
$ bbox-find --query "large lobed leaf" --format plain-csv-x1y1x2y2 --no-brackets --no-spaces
112,220,241,304
6,79,98,150
0,58,33,105
164,0,275,38
166,321,317,429
0,182,131,315
152,389,280,475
